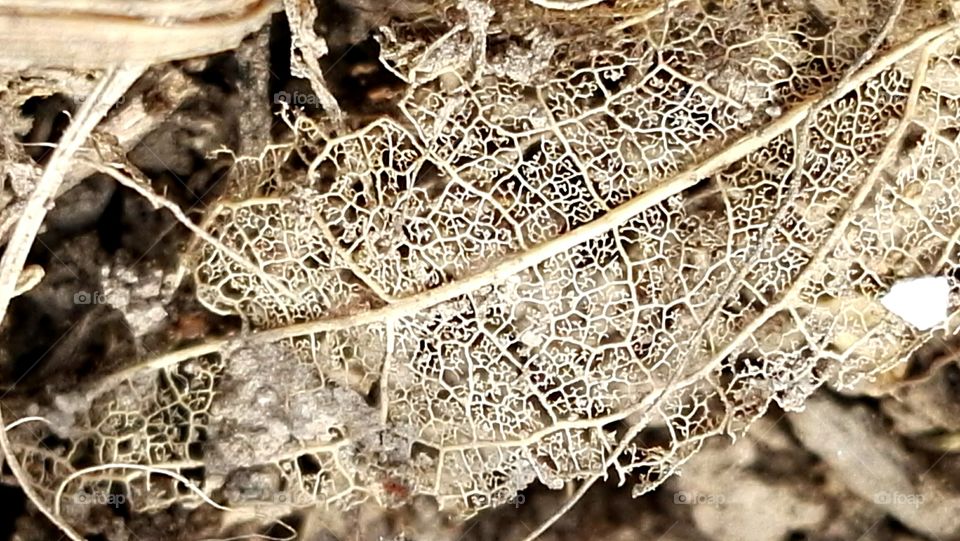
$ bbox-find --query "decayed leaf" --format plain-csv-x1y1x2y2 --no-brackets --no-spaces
8,0,960,536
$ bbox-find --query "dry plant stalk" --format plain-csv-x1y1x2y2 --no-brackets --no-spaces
5,0,960,539
0,0,278,69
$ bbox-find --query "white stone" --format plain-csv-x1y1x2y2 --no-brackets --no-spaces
520,331,544,348
880,276,950,331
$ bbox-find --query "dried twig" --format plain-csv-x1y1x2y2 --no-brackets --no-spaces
237,26,275,157
283,0,343,122
0,0,278,69
60,66,201,196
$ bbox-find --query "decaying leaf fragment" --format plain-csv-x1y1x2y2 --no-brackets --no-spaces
7,0,960,537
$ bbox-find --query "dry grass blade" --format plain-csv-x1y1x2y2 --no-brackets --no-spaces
0,0,278,68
